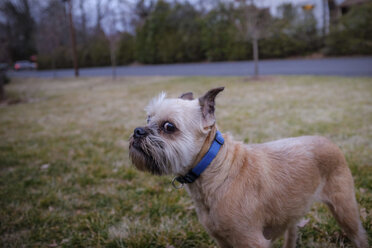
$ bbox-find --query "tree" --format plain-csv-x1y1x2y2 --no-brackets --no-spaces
277,3,296,29
295,5,320,52
37,0,68,76
236,0,271,78
135,0,203,64
0,22,9,101
0,22,10,64
99,0,133,79
326,3,372,55
132,0,155,29
117,32,135,65
63,0,79,77
105,6,120,80
0,0,36,62
78,0,87,43
202,2,242,61
327,0,339,26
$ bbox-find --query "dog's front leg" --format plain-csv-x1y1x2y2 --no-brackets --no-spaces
283,224,297,248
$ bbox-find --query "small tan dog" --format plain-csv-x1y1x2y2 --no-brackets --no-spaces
129,87,368,248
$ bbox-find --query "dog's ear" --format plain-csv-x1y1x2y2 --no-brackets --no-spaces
199,87,224,128
179,92,194,100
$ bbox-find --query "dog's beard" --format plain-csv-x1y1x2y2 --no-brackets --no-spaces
129,119,206,176
129,132,168,175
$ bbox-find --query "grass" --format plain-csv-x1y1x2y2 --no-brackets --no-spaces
0,76,371,247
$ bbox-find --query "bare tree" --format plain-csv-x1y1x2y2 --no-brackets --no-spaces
0,22,10,101
0,0,36,61
38,22,59,78
236,0,271,78
103,0,130,80
327,0,340,26
62,0,79,77
132,0,155,29
95,0,103,33
0,75,4,101
107,10,119,80
37,0,67,78
95,0,112,35
79,0,87,43
322,0,328,38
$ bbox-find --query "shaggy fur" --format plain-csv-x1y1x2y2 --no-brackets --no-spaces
129,87,368,248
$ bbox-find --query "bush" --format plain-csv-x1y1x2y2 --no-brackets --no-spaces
201,4,241,62
38,35,112,70
117,33,135,65
37,47,73,70
326,3,372,55
34,1,372,69
82,35,111,67
135,0,204,64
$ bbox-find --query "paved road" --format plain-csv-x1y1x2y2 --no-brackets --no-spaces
7,57,372,78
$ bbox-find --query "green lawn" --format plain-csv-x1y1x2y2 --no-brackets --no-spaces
0,76,371,247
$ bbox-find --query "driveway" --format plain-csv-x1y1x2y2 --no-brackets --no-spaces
7,57,372,78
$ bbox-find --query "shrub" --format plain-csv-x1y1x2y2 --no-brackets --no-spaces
326,3,372,55
136,0,204,64
117,33,135,65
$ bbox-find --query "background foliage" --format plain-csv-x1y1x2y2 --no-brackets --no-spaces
0,0,371,69
326,3,372,55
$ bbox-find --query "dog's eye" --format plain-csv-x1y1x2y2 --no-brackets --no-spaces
163,122,176,133
147,116,150,124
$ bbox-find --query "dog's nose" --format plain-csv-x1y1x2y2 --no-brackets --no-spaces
134,127,147,138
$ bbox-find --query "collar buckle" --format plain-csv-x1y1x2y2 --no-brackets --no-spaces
176,171,198,184
172,177,184,189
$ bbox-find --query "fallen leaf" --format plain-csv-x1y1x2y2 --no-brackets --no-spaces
359,188,366,194
360,208,367,221
41,164,50,170
297,218,310,228
61,238,69,244
48,241,57,247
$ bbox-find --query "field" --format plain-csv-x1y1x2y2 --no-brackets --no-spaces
0,76,371,247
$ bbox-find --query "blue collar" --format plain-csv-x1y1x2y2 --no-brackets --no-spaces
173,130,224,187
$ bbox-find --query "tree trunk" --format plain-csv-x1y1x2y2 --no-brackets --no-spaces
67,0,79,77
110,42,117,80
328,0,339,26
96,0,102,34
0,71,4,101
322,0,328,38
252,36,259,78
79,0,87,43
52,54,56,79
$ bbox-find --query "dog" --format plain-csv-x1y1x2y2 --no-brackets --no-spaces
129,87,368,248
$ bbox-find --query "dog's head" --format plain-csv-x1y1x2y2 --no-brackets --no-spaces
129,87,224,175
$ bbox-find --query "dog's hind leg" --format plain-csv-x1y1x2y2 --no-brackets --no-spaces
321,166,368,248
283,223,297,248
234,231,271,248
212,233,232,248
